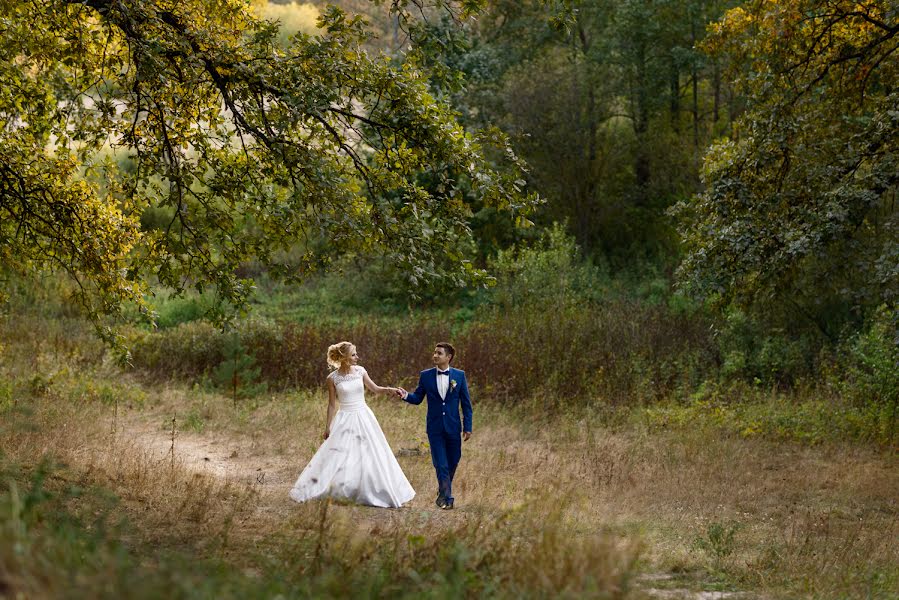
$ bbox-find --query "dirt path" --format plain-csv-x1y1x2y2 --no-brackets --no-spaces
117,411,445,536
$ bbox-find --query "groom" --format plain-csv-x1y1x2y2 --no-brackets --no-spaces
397,342,472,510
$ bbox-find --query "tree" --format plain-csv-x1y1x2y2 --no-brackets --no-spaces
212,332,266,407
0,0,535,337
447,0,738,261
672,0,898,338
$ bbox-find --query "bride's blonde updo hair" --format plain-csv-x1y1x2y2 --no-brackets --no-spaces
327,341,355,369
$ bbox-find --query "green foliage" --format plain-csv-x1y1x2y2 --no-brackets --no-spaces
253,1,320,47
488,223,607,308
211,333,267,405
129,321,229,381
714,308,817,385
129,316,452,389
454,0,738,261
0,459,141,599
673,1,898,329
0,0,535,334
693,520,741,566
182,407,207,433
153,293,218,329
830,307,899,443
643,384,897,446
838,307,899,408
129,280,718,407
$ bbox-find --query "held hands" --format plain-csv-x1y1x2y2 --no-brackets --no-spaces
393,387,408,399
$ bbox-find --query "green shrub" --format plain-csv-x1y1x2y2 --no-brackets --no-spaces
153,293,217,329
129,321,227,380
488,223,608,309
129,317,453,391
714,308,818,386
211,333,267,405
693,520,741,565
833,306,899,443
642,385,896,445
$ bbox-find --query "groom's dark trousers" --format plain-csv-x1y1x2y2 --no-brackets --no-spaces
403,367,473,504
429,430,462,501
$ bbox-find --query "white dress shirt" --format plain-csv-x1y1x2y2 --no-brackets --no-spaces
437,369,450,399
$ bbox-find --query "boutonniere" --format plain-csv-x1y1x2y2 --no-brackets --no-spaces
449,379,457,392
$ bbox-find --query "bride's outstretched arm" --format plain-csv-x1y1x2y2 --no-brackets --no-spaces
362,371,399,396
324,378,338,440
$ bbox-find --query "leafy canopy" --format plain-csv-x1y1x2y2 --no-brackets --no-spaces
0,0,534,335
673,0,898,331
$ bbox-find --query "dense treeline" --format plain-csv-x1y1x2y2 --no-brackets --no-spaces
451,0,742,260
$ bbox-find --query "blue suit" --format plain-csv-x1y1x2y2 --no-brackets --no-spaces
404,367,473,503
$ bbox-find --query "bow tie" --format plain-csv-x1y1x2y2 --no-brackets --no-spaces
437,370,450,376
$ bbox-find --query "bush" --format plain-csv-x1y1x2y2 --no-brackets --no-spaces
152,293,219,329
488,223,608,309
642,383,897,445
129,321,226,380
462,301,716,406
129,295,720,408
129,317,453,390
832,306,899,443
211,333,267,404
128,226,721,407
714,308,818,386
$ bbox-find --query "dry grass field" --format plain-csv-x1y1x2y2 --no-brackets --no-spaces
1,313,897,598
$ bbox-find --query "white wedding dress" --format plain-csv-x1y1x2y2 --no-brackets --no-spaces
288,366,415,508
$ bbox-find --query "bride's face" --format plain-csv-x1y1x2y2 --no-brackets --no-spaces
344,346,359,367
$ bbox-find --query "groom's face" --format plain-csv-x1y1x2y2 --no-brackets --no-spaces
432,346,450,368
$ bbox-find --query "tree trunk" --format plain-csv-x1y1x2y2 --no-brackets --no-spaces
577,16,599,249
691,16,700,147
634,42,651,207
670,68,680,132
712,60,721,125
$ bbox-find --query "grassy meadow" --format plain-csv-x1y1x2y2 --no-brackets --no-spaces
1,267,897,600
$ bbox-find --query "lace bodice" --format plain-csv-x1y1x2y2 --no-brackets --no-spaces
329,366,367,411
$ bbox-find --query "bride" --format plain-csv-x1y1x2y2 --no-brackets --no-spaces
288,341,415,508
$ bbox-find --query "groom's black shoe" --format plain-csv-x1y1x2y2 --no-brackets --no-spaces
435,493,447,509
441,499,454,510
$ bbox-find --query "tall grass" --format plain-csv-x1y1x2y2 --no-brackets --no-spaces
128,317,453,389
0,380,641,599
463,301,715,405
127,299,716,407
